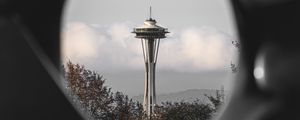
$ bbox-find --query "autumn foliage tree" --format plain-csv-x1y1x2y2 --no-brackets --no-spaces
112,92,144,120
65,61,113,119
64,61,144,120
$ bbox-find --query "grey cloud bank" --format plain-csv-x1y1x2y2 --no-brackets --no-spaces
62,22,236,72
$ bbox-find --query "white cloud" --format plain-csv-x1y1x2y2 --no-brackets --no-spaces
158,27,236,72
62,22,104,59
107,22,131,47
62,22,237,72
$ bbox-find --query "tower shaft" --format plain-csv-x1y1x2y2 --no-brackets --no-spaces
142,38,158,116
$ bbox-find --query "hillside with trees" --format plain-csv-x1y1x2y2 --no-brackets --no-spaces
64,61,224,120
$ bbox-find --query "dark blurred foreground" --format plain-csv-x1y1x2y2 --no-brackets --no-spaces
1,0,300,120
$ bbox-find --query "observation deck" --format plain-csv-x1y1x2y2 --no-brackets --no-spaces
132,19,169,39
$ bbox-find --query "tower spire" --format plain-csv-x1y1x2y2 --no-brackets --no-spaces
150,6,152,19
149,0,153,20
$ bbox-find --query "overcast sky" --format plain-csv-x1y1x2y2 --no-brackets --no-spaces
61,0,238,96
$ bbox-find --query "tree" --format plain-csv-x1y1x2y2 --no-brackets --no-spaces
111,91,144,120
231,40,240,73
65,61,114,119
154,100,214,120
205,90,223,112
64,61,144,120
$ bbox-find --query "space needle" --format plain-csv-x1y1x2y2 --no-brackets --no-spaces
132,6,169,117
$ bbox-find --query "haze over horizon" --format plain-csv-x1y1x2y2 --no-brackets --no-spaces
62,0,238,96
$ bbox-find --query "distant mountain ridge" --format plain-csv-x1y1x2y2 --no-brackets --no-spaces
131,89,221,105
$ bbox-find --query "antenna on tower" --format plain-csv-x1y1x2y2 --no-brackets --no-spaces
150,6,152,19
149,0,153,20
